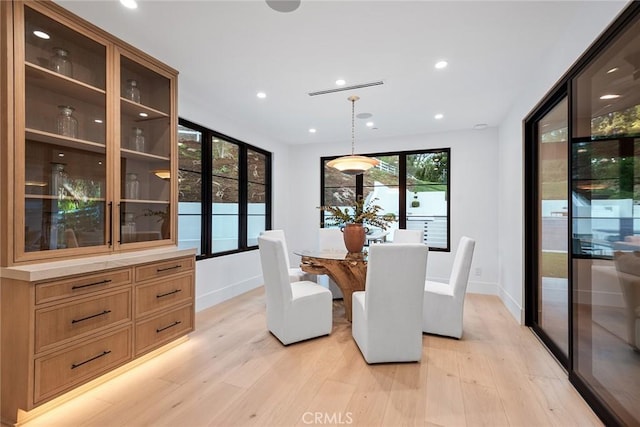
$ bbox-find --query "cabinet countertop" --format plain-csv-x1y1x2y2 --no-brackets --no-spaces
1,247,196,282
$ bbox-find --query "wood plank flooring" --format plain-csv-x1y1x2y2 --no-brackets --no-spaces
22,289,603,427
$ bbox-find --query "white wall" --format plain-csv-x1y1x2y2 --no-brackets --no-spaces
178,97,292,311
287,128,500,295
497,1,629,323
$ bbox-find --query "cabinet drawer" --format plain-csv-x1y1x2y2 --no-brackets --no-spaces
135,304,193,356
36,269,132,305
136,273,194,318
34,327,132,405
135,257,194,283
35,289,132,354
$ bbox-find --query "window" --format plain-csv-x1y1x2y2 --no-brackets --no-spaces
321,148,450,251
178,118,271,258
177,124,202,254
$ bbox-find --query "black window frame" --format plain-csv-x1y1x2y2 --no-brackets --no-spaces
178,118,272,260
321,147,451,252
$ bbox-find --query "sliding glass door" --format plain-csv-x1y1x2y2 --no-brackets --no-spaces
570,13,640,424
533,97,570,361
526,4,640,424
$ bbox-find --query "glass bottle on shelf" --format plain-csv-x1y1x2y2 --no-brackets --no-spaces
125,79,141,103
50,162,68,199
125,173,140,199
129,127,145,152
49,47,73,77
56,105,78,138
122,212,136,239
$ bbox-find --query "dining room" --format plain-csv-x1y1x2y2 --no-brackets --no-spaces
2,0,638,425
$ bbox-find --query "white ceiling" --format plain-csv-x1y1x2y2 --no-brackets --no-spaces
55,0,621,147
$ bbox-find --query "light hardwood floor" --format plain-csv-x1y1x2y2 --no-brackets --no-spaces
22,289,603,427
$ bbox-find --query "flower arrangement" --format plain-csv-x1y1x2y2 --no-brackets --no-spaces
319,196,396,230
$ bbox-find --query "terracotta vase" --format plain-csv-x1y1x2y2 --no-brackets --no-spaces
342,223,367,253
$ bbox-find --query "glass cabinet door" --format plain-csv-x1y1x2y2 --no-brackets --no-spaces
20,5,108,256
118,53,172,245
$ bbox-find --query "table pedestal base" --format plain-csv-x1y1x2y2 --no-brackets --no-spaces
300,254,366,321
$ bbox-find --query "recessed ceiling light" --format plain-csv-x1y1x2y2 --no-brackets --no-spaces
58,153,65,157
266,0,301,13
94,119,103,124
366,122,374,127
600,94,620,100
33,30,50,39
138,112,148,117
473,123,488,130
435,60,448,69
434,113,444,120
607,67,619,74
256,92,267,99
335,79,346,86
120,0,138,9
309,128,316,133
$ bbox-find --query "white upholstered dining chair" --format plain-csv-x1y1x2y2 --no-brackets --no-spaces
260,229,313,282
422,236,475,339
258,236,332,345
612,251,640,350
391,229,424,243
352,243,429,363
318,228,345,299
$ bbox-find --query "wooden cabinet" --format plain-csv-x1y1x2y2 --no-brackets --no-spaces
1,250,195,425
1,0,178,266
0,3,193,424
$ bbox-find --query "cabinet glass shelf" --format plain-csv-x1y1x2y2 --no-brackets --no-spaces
26,129,106,152
26,63,105,103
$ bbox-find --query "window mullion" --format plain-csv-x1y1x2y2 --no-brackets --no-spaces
239,146,248,249
399,154,407,229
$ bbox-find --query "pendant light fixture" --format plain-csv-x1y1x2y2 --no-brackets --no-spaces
327,95,379,175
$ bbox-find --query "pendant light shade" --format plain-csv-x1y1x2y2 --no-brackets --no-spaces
327,95,379,175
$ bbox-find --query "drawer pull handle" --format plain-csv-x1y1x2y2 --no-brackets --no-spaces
71,279,112,290
156,289,182,298
71,309,112,324
71,350,112,370
157,265,182,273
156,320,182,333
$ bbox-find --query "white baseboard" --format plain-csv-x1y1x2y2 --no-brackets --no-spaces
467,280,498,295
498,284,524,324
195,275,263,312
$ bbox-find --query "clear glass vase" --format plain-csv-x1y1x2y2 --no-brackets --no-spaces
129,127,145,152
56,105,78,138
125,173,140,199
50,162,68,198
124,79,141,103
50,47,73,77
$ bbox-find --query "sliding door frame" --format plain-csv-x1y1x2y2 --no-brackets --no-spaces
524,3,640,425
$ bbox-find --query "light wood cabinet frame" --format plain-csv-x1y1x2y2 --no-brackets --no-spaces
2,0,179,266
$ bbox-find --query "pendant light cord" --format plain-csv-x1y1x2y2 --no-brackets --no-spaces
351,97,355,155
348,95,359,155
